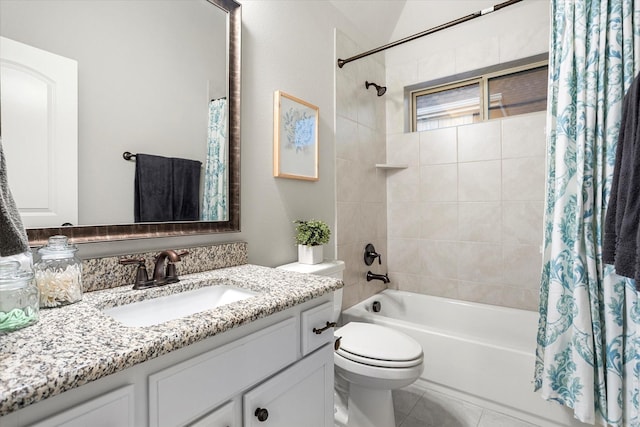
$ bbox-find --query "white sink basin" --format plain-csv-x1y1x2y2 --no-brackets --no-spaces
102,285,259,327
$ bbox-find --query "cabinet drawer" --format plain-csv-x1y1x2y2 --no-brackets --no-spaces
301,301,335,356
149,317,298,427
30,385,134,427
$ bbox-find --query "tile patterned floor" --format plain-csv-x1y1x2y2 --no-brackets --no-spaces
392,384,539,427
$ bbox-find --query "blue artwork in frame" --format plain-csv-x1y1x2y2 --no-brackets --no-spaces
273,90,319,180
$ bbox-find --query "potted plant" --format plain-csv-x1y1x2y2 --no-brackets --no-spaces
294,219,331,264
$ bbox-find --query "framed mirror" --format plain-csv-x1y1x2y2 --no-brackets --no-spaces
0,0,241,245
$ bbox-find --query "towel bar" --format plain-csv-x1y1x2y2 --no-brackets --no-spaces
123,151,136,161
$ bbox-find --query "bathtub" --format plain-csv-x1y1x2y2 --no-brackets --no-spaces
341,290,584,427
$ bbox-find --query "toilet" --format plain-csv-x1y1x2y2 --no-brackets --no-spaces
277,260,424,427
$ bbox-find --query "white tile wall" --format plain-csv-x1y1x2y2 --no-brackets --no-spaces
336,30,388,310
502,113,547,158
337,0,549,311
502,201,544,244
421,202,458,240
421,164,458,202
417,49,456,83
455,36,501,74
386,111,546,311
458,161,502,202
388,132,420,166
458,202,501,243
502,157,545,200
420,127,457,165
458,121,501,162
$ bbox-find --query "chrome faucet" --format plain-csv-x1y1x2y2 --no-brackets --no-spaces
366,271,390,284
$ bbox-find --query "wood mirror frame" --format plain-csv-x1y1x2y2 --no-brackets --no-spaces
26,0,241,246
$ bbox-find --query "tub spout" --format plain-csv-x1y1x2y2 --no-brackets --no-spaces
366,271,390,284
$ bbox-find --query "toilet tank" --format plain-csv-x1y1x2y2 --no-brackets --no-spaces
276,260,344,322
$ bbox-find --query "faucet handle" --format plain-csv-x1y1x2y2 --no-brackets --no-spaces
364,243,382,266
119,258,150,287
119,257,145,266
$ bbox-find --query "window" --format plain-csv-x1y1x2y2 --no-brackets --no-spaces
410,59,548,132
487,66,547,119
413,80,482,131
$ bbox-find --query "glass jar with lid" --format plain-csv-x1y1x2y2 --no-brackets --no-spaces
0,261,39,333
34,235,82,308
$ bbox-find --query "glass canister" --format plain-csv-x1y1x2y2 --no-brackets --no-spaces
34,235,83,308
0,261,39,333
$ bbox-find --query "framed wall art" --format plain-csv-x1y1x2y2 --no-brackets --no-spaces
273,90,319,181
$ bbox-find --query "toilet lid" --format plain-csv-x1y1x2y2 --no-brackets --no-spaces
336,322,423,367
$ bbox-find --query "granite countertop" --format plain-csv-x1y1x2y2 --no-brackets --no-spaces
0,264,343,416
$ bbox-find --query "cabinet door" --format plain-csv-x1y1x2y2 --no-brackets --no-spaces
29,385,134,427
243,345,333,427
150,317,297,427
188,400,237,427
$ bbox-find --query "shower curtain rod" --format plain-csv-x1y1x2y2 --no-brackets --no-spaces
337,0,523,68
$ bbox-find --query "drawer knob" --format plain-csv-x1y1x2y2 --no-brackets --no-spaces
255,407,269,422
313,321,337,335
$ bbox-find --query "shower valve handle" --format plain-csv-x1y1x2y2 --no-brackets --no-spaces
364,243,382,266
367,252,381,264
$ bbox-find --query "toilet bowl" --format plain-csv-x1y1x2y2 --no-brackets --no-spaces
334,322,423,427
276,260,424,427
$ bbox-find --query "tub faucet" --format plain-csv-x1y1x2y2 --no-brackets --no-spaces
366,271,390,284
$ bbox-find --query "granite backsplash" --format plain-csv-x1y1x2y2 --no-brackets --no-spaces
81,242,248,292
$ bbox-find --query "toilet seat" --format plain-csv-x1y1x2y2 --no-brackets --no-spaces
335,322,423,368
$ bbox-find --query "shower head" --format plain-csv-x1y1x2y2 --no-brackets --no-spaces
365,81,387,96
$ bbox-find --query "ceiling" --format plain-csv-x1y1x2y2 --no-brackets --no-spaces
328,0,407,47
328,0,518,51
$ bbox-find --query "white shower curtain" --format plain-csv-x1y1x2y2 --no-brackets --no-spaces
535,1,640,426
201,98,228,221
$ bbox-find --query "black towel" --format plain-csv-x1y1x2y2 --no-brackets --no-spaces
172,157,202,221
603,73,640,285
134,154,201,223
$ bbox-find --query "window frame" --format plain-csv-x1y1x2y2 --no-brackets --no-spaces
411,77,484,131
409,57,549,132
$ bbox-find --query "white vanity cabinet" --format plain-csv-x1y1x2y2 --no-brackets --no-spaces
1,294,336,427
149,318,299,427
243,344,333,427
28,385,135,427
150,301,335,427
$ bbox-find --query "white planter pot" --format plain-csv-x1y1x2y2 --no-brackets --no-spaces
298,245,323,265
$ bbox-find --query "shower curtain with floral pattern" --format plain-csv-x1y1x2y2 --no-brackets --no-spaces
201,98,228,221
535,1,640,425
